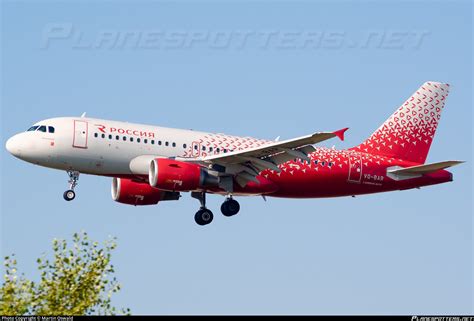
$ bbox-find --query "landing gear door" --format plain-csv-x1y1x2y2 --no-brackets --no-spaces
348,152,362,183
73,120,88,149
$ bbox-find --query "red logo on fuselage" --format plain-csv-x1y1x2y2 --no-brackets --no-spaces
95,124,155,138
97,125,107,133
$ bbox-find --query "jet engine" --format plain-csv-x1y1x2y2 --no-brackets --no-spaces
149,158,218,192
111,177,180,206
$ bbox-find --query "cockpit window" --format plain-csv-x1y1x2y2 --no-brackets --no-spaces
27,125,55,133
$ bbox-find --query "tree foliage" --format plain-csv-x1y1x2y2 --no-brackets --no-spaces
0,231,129,315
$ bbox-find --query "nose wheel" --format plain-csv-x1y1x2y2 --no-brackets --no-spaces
64,170,80,201
63,190,76,201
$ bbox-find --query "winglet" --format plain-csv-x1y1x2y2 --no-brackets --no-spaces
333,128,349,141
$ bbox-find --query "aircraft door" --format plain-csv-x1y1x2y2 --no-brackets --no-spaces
73,120,88,149
348,152,362,183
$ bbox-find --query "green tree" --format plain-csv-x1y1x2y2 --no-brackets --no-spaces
0,231,130,315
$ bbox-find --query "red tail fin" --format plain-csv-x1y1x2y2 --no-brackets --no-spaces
352,81,450,164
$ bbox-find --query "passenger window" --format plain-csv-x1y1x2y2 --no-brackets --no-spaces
38,126,47,133
151,140,155,145
94,133,98,138
137,138,141,143
144,139,148,144
194,145,198,150
108,135,112,139
183,144,187,149
224,149,228,153
209,147,213,152
48,126,55,133
165,142,169,147
130,137,134,142
172,142,176,147
202,146,206,151
123,136,127,141
314,160,318,165
102,134,105,139
158,141,162,146
27,126,39,132
216,148,220,153
329,162,333,167
321,161,326,166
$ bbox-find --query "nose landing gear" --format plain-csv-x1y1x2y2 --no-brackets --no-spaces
63,170,80,201
63,190,76,201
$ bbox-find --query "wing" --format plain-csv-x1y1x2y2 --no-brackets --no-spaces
178,128,348,188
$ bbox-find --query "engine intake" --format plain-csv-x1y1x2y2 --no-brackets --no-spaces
112,177,180,206
149,158,218,191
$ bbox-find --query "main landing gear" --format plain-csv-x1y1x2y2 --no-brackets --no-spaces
221,197,240,217
191,192,214,226
63,170,80,201
191,192,241,226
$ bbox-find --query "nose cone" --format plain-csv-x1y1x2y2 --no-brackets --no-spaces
6,133,50,164
6,135,21,157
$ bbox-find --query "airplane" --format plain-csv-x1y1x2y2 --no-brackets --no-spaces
5,81,464,225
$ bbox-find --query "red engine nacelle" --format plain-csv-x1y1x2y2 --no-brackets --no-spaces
111,177,179,206
149,158,218,192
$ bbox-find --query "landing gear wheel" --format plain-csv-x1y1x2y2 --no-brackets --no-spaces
64,170,80,202
221,199,240,217
195,208,214,226
63,190,76,201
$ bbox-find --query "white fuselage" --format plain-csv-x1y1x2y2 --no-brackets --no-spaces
5,117,269,177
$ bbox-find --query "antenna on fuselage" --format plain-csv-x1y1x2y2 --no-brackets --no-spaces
81,112,87,118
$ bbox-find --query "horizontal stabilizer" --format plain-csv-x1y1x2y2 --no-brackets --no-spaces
387,160,464,180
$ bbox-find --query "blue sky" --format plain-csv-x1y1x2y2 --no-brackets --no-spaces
1,0,472,315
